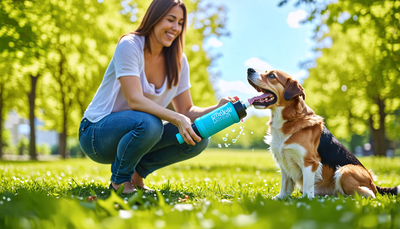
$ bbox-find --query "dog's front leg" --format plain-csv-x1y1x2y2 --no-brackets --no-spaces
302,166,315,199
273,168,294,200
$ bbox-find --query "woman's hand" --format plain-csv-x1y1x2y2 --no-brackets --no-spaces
174,113,201,145
217,96,239,108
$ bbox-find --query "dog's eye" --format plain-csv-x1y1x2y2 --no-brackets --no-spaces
268,74,275,79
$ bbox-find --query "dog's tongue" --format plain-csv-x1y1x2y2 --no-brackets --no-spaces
248,93,271,105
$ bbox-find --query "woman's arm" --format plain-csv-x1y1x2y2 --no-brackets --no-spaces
171,89,237,122
119,76,201,145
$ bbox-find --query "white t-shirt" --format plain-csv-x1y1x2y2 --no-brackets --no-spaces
83,34,191,123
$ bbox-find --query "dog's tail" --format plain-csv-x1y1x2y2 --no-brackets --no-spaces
376,185,400,195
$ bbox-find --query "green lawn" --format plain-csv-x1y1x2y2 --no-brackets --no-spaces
1,148,400,229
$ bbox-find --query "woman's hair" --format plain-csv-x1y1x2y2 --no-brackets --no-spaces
120,0,187,89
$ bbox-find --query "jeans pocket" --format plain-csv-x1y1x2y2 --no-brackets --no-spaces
79,118,90,140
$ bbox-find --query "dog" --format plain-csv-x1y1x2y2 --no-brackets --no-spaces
247,67,399,199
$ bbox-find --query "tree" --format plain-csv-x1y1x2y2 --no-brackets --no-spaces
280,0,400,156
0,0,46,160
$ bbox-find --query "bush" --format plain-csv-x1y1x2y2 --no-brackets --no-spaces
50,137,84,158
37,143,51,155
17,136,29,155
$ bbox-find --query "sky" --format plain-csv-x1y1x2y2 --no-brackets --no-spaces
202,0,317,117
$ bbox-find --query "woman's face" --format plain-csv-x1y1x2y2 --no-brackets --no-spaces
151,5,184,49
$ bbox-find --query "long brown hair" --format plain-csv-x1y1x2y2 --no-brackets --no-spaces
119,0,187,89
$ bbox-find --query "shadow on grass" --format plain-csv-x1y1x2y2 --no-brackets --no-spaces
67,181,196,203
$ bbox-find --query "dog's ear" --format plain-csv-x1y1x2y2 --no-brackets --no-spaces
284,79,306,101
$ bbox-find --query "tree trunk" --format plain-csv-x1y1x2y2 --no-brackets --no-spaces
369,97,387,156
0,83,3,159
27,74,39,160
58,131,68,159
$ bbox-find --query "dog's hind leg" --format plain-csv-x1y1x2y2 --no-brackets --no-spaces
274,169,295,200
335,164,377,198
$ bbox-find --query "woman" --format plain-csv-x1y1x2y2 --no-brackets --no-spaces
79,0,236,193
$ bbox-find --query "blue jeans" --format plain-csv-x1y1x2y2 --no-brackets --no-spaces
78,110,208,184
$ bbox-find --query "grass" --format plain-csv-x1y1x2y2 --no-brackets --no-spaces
1,148,400,228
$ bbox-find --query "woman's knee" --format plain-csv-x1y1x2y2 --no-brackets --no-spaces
136,114,163,141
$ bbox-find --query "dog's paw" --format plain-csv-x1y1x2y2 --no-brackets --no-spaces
301,193,315,199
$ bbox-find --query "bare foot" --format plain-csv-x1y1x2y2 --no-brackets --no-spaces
111,181,137,194
131,171,154,191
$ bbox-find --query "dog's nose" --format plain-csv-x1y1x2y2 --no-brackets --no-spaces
247,68,255,74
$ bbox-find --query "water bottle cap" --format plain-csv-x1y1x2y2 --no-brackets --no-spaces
232,101,247,119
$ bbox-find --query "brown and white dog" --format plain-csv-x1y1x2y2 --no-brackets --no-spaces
247,68,399,199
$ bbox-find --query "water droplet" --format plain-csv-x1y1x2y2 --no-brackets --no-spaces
218,144,222,148
232,139,236,143
222,137,227,141
242,133,245,135
251,132,253,134
225,133,229,137
240,126,243,129
232,129,235,132
224,143,229,147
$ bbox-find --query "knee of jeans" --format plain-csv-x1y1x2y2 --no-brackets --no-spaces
187,138,209,156
138,115,163,141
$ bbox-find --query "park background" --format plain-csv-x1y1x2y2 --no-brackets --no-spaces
1,1,400,228
1,0,400,160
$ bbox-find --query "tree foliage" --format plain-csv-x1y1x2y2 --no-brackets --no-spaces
0,0,48,159
281,0,400,155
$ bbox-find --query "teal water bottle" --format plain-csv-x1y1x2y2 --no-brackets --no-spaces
176,100,252,144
